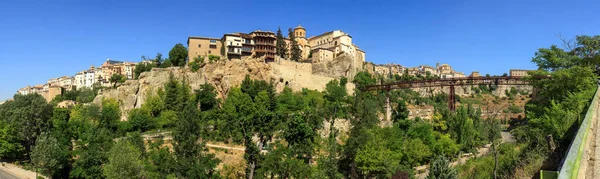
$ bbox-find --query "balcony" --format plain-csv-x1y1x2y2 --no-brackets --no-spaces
255,42,275,46
254,49,275,53
228,51,242,55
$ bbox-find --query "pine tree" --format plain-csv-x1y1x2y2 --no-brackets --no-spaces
164,72,179,111
289,28,302,61
276,26,288,59
426,155,457,179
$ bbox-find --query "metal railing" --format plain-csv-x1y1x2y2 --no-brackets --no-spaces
556,85,600,179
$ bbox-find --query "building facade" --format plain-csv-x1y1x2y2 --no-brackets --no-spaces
250,30,277,62
187,36,223,61
509,69,531,77
222,34,243,60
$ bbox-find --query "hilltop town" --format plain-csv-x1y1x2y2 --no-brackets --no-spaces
13,25,530,104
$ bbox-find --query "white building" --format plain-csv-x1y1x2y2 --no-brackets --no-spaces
222,34,243,59
84,70,95,88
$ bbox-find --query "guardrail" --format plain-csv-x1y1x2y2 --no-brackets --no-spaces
556,85,600,179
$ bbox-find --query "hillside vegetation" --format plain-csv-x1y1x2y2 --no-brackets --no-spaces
0,35,599,179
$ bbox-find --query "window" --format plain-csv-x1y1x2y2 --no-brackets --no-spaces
210,40,217,43
198,44,201,48
229,42,232,45
209,44,217,49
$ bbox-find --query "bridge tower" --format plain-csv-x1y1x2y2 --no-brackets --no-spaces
448,85,456,111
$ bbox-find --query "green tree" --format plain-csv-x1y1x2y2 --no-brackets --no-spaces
100,98,121,132
405,138,432,166
154,53,164,67
31,133,69,178
276,26,288,58
164,72,181,111
144,138,176,178
109,73,126,88
104,140,144,179
392,100,409,122
168,43,188,66
289,28,302,61
173,102,220,178
194,83,218,111
70,127,113,179
128,108,155,132
426,155,457,179
134,62,157,79
0,94,53,160
189,56,203,72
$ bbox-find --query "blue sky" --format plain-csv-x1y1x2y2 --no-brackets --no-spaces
1,0,599,101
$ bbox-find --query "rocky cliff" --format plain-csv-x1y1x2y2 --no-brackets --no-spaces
94,56,359,120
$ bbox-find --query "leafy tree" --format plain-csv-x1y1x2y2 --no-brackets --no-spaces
70,128,113,179
134,61,157,79
168,43,188,66
289,28,302,61
145,138,176,178
0,94,53,160
100,98,121,132
426,155,457,179
172,102,220,178
502,73,508,77
355,131,402,178
31,133,69,178
128,108,155,132
104,140,144,179
257,143,312,179
392,100,409,122
141,90,165,117
276,26,288,58
194,83,218,111
404,138,432,166
154,53,164,67
353,71,377,89
109,73,126,88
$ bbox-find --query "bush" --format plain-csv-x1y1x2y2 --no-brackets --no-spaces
189,56,204,72
128,109,155,132
209,55,220,63
508,104,523,113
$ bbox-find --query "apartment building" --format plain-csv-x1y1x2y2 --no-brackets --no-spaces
222,34,243,60
251,30,277,62
187,36,223,61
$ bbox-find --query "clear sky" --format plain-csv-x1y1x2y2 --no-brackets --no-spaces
1,0,599,101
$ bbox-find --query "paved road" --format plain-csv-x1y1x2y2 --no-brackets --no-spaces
0,169,21,179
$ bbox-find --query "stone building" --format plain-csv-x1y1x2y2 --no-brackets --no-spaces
187,36,223,61
470,71,480,77
509,69,531,77
187,25,366,65
310,48,334,63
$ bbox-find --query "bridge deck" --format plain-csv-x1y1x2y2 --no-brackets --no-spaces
362,76,532,91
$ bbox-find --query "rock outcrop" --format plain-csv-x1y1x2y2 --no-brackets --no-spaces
94,56,360,120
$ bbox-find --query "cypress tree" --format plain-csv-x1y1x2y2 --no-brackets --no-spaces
289,28,302,61
276,26,288,58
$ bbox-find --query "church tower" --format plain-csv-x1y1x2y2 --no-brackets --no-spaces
294,24,306,38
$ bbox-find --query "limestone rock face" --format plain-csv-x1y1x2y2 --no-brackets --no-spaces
312,53,361,81
94,67,205,121
94,56,358,120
